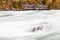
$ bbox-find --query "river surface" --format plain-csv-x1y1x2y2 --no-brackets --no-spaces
0,10,60,40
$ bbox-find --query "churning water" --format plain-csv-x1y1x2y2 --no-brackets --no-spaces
0,10,60,40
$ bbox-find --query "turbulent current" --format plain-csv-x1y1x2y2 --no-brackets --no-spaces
0,10,60,40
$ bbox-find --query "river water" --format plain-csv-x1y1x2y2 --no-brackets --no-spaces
0,10,60,40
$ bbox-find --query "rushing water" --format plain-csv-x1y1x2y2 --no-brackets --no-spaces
0,10,60,40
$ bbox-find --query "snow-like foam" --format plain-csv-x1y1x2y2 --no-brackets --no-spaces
0,10,60,40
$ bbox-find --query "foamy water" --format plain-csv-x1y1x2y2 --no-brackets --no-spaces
0,10,60,40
